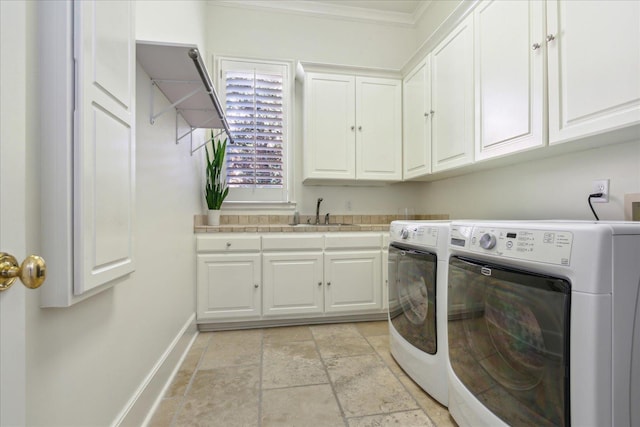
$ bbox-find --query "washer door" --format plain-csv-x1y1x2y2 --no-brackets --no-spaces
389,244,437,354
448,256,571,427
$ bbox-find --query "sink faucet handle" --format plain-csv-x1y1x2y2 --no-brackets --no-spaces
325,213,330,224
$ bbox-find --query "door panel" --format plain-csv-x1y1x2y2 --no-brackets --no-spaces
0,1,27,423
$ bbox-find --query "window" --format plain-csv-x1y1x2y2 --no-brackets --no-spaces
218,58,291,203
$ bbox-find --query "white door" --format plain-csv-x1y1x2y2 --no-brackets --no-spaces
355,76,402,181
474,0,545,161
324,251,382,313
303,73,356,180
0,1,27,424
547,0,640,144
431,14,475,172
263,252,324,316
402,57,432,179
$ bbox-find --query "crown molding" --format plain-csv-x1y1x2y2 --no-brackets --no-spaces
213,0,432,27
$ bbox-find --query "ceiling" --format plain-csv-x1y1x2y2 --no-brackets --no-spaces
214,0,433,26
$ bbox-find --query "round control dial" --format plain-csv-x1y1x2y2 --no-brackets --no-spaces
479,233,497,249
400,228,409,239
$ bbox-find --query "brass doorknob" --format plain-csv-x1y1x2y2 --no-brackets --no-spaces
0,252,46,291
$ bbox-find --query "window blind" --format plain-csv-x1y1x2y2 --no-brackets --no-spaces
224,70,284,188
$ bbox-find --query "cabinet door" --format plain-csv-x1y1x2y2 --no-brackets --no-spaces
402,57,432,179
431,15,475,172
74,0,135,295
547,0,640,144
355,77,402,181
304,73,356,180
475,0,545,161
263,252,324,316
197,253,261,321
324,251,382,313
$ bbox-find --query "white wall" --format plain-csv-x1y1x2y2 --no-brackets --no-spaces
206,3,429,216
25,2,207,425
419,139,640,220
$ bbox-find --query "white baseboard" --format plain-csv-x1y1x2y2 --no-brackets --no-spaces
112,313,198,427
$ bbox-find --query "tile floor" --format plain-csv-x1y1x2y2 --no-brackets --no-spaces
149,321,458,427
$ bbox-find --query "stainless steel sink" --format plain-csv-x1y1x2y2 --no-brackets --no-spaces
287,223,351,227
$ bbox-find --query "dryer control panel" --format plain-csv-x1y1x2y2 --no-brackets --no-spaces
450,225,573,266
389,222,439,248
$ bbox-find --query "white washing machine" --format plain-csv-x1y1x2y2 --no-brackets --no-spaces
446,220,640,427
388,220,450,406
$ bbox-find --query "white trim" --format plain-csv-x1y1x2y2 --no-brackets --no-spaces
213,0,430,27
112,314,198,427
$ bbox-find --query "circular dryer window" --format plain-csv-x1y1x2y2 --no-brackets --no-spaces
398,267,429,325
480,284,546,390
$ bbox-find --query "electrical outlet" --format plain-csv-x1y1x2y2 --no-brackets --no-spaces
591,179,609,203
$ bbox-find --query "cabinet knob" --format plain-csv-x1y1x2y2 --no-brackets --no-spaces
430,110,435,115
546,34,556,43
424,112,429,117
226,242,231,248
318,282,322,286
350,126,355,131
254,283,259,288
532,43,541,50
358,126,362,131
327,282,331,286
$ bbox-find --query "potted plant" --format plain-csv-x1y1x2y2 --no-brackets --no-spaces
204,132,229,225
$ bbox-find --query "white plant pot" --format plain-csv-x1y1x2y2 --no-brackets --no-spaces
207,210,221,226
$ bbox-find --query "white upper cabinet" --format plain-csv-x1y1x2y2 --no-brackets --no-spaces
304,73,356,180
547,0,640,144
355,77,402,181
402,57,432,179
303,72,402,182
474,0,546,161
431,15,475,173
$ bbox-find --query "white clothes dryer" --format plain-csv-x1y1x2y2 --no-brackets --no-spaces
388,220,450,406
446,220,640,427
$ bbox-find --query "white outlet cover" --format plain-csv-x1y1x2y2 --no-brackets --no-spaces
591,179,609,203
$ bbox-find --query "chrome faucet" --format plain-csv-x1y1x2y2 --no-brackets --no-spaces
315,198,323,224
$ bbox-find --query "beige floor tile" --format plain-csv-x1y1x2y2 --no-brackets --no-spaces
263,325,313,343
310,323,362,340
397,373,450,420
261,384,344,427
355,320,390,337
191,332,212,350
262,340,328,389
312,324,375,359
147,397,181,427
348,409,435,427
431,412,459,427
326,354,418,418
364,335,405,375
199,329,262,369
165,369,193,399
187,364,260,398
174,365,260,426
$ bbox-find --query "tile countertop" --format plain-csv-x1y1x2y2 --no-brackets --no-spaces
194,214,449,233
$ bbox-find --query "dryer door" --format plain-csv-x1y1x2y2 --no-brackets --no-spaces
389,244,437,354
448,256,571,427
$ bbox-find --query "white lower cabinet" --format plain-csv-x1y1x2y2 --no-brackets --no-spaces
196,234,262,321
196,253,261,320
262,234,324,317
324,251,381,313
197,232,386,326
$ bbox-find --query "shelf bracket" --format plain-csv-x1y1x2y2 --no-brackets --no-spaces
149,79,203,125
190,129,227,155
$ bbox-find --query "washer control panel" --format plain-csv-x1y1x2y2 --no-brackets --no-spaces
450,225,573,266
389,222,439,247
